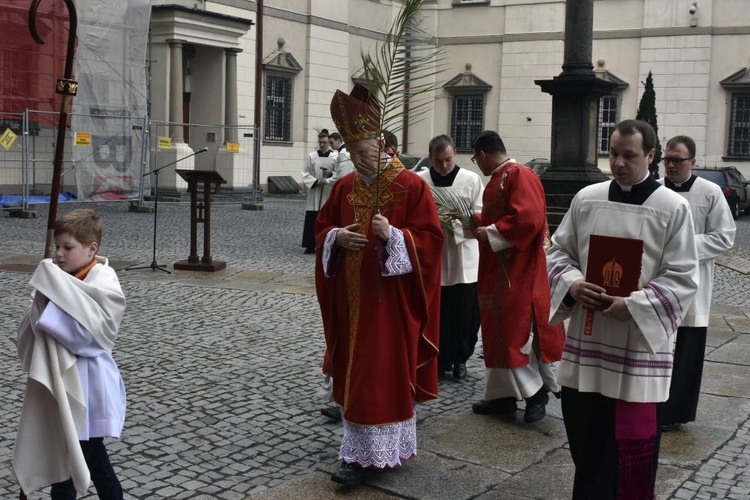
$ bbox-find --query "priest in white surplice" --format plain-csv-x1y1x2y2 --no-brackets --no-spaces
418,134,484,380
547,120,699,499
659,135,735,431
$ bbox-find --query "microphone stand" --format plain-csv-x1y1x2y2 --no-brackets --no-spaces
126,148,208,273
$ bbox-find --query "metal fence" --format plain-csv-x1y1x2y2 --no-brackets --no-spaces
0,109,148,210
0,113,260,210
148,121,259,201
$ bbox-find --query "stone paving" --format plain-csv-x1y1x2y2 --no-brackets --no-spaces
0,199,749,499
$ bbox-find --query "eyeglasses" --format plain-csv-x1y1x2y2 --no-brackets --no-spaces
663,157,694,166
470,153,479,164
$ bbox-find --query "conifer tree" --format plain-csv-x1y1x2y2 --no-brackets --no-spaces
636,71,662,179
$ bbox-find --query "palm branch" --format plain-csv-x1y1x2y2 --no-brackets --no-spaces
359,0,445,157
431,187,479,233
355,0,444,299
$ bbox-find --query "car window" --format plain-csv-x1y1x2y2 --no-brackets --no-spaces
728,169,745,186
693,170,726,185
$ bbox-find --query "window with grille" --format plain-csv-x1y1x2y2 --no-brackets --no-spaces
728,93,750,158
451,95,484,152
598,94,618,155
265,74,292,142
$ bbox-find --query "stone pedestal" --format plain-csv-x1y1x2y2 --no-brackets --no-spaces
215,145,251,189
152,142,195,192
535,75,618,229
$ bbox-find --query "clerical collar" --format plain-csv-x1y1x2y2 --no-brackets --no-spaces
317,149,332,157
338,144,346,152
430,166,460,187
609,174,661,205
491,158,514,175
665,174,697,192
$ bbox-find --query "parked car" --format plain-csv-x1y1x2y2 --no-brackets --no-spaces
692,166,750,219
399,154,431,172
524,158,550,175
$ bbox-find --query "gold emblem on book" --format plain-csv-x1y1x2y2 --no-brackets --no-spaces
602,258,623,288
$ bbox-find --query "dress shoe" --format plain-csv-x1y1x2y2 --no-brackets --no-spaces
438,362,452,374
472,397,518,415
453,363,468,380
661,422,681,433
320,406,342,422
304,247,316,254
524,389,549,423
331,461,366,485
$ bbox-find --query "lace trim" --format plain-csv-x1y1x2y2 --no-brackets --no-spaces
339,413,417,468
322,228,341,277
382,227,413,276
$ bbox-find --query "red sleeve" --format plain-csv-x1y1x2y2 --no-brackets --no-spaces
493,167,547,252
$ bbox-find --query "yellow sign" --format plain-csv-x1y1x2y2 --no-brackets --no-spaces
158,136,172,150
226,141,239,153
75,132,91,146
0,128,17,150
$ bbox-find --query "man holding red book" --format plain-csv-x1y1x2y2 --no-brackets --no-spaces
547,119,699,499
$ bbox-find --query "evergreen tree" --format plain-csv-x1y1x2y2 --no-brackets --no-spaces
636,71,662,179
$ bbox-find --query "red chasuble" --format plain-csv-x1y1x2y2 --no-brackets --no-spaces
477,162,564,369
315,159,443,426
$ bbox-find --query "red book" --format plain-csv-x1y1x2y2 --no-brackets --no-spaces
585,234,644,311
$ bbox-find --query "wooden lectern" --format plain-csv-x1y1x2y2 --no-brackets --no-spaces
174,169,227,272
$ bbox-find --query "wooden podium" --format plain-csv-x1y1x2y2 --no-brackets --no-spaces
174,169,227,272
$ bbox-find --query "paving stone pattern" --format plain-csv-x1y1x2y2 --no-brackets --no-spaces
0,201,749,499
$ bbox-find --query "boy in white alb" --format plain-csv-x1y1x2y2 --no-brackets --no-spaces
14,209,127,499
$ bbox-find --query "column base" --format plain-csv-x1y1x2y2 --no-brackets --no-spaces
215,145,251,190
152,143,195,191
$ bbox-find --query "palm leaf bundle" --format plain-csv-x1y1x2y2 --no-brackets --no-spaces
430,187,479,234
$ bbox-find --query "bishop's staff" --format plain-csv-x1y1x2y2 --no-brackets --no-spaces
29,0,79,259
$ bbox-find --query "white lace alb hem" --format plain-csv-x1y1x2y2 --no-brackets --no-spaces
339,412,417,468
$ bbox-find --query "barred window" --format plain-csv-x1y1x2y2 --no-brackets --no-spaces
265,74,292,142
451,95,484,152
728,93,750,158
598,94,618,155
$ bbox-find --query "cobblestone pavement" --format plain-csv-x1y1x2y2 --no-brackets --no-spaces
0,200,749,499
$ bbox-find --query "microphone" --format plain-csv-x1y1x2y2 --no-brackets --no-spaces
146,146,210,176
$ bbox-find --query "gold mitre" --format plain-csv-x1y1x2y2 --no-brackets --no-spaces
330,83,381,144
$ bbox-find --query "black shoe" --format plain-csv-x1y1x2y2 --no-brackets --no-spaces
524,389,549,423
304,247,316,254
320,406,342,422
472,398,518,415
661,422,681,433
331,461,366,485
453,363,468,380
438,362,452,374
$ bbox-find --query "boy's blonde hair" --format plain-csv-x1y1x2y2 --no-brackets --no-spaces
54,209,103,246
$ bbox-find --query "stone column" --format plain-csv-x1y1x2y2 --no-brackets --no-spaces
534,0,617,230
224,48,242,143
167,39,185,143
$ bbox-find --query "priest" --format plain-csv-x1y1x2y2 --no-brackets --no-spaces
547,119,699,499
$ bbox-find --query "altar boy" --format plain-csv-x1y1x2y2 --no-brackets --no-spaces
14,209,127,499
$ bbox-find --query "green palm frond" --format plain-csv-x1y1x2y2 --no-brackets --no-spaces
360,0,445,143
431,187,479,233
